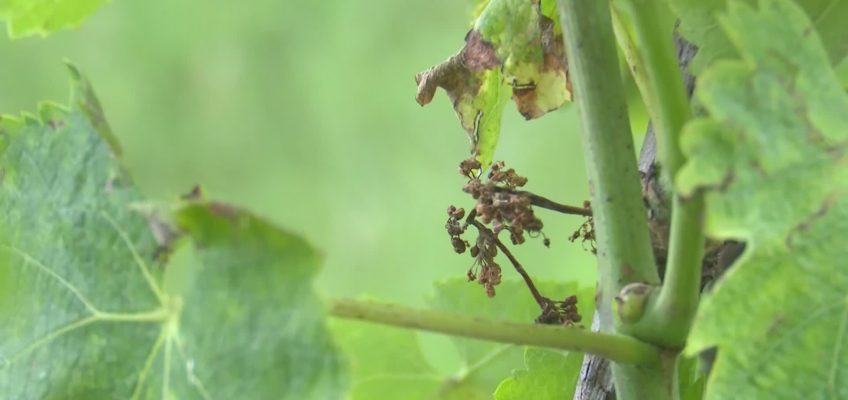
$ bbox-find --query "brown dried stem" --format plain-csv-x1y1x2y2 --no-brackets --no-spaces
491,186,592,217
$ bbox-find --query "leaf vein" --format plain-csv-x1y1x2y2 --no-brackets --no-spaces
1,243,99,313
101,211,165,304
828,300,848,400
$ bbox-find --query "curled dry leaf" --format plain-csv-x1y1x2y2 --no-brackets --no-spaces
415,0,571,169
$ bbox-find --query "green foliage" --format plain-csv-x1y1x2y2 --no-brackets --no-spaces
331,318,443,400
837,57,848,90
0,67,346,398
429,279,593,396
6,0,848,397
665,0,848,74
677,0,848,398
171,204,347,399
334,279,593,399
493,347,582,400
677,355,706,400
0,0,107,38
415,0,571,169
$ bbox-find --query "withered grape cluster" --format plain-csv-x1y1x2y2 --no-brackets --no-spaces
446,158,589,325
569,201,596,254
537,295,583,326
460,158,542,245
446,205,468,254
446,205,503,297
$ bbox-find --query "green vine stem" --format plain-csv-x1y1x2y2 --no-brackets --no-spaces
328,298,660,366
554,0,659,329
556,0,670,397
612,0,705,346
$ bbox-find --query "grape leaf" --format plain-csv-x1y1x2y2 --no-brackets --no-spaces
330,318,443,400
665,0,848,74
0,0,107,38
493,347,582,400
430,279,594,398
676,0,848,398
415,0,571,169
171,203,347,399
331,317,497,400
334,279,592,399
0,65,346,398
677,355,706,400
837,56,848,90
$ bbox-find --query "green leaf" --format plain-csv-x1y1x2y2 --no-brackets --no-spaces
335,279,592,399
330,319,442,400
493,347,582,400
677,355,706,400
172,203,347,399
665,0,848,74
429,279,593,362
332,316,495,400
677,0,848,398
415,0,571,169
0,66,346,398
0,0,107,38
430,279,594,398
837,56,848,90
487,281,595,400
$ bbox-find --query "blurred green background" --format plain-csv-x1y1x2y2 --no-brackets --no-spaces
0,0,599,305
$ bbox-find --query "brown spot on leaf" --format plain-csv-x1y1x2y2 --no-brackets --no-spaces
749,159,767,177
823,139,848,161
540,15,568,73
785,192,838,248
415,5,573,158
145,210,180,262
209,202,240,219
463,30,500,72
509,14,571,119
415,30,500,108
766,315,784,336
181,184,204,201
47,119,65,130
512,82,539,119
104,172,129,193
684,170,736,201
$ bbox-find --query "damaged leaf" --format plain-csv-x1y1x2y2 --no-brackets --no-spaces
666,0,848,75
0,66,347,399
415,0,571,169
678,1,848,398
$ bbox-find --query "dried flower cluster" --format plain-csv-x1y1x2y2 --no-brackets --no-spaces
569,201,596,253
446,157,591,314
469,232,502,297
446,205,468,254
460,158,542,245
536,295,583,326
446,205,502,297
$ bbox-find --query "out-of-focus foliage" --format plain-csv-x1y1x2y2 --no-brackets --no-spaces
837,57,848,90
493,347,582,400
0,0,595,310
665,0,848,74
334,279,593,399
0,0,107,38
429,279,594,398
679,0,848,398
0,68,346,398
